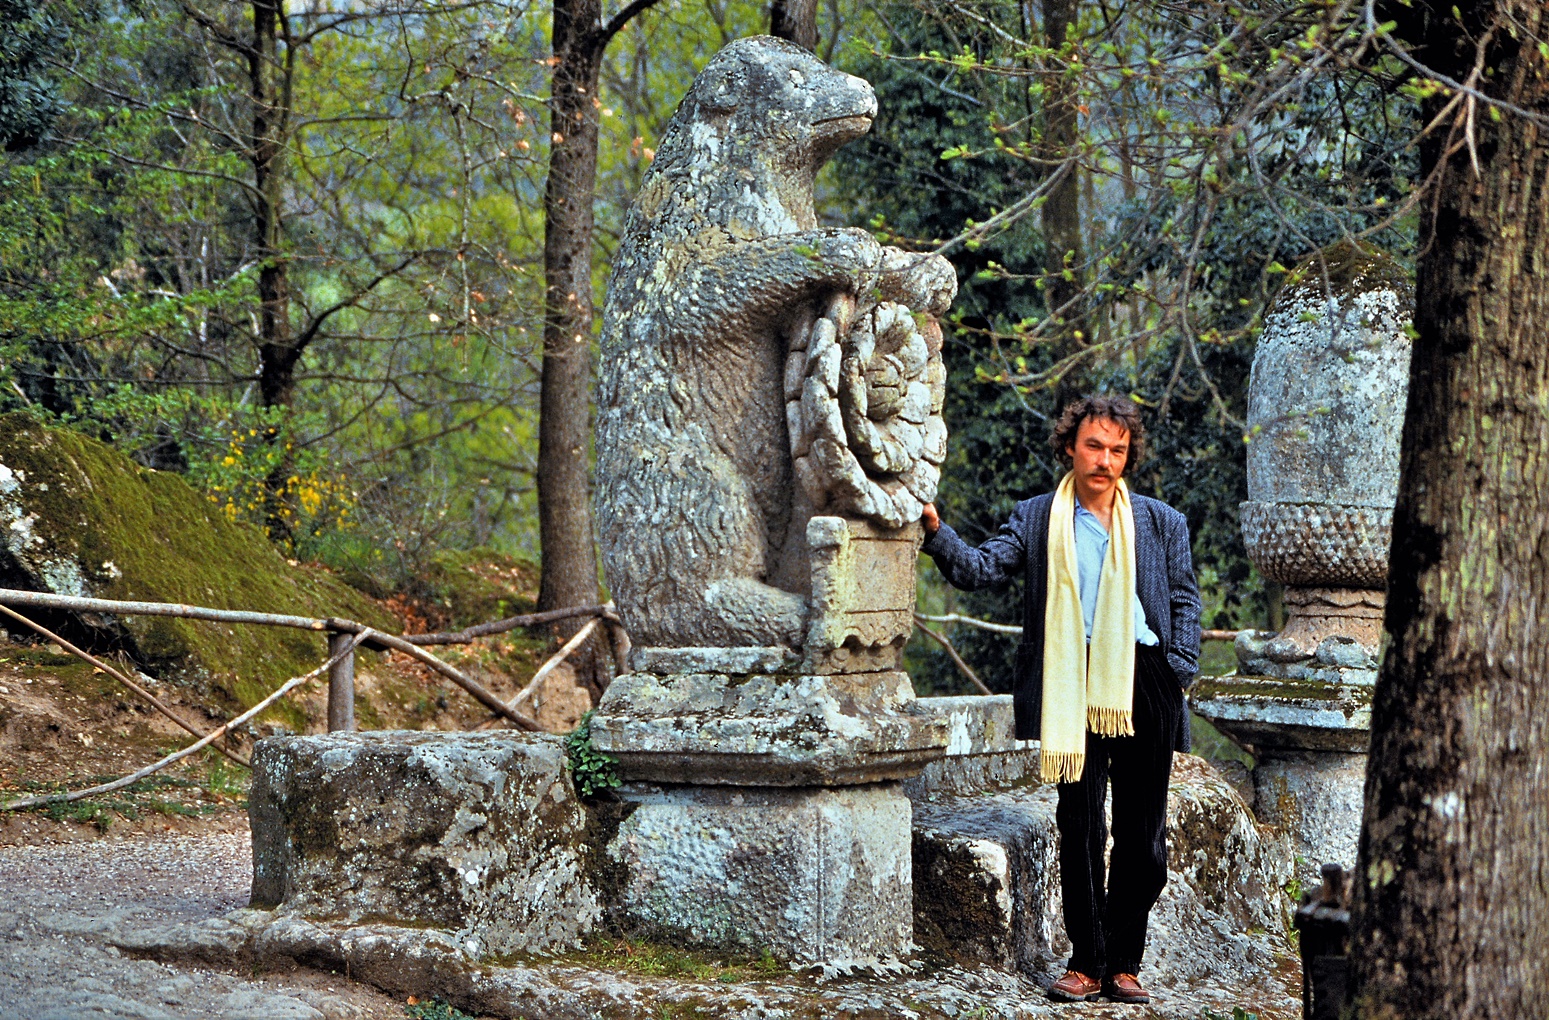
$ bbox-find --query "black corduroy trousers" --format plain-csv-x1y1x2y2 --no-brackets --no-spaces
1055,644,1182,979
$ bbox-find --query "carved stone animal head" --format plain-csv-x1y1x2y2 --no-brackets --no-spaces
649,36,878,236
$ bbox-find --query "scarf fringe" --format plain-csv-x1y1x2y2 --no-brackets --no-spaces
1087,705,1135,738
1039,749,1086,784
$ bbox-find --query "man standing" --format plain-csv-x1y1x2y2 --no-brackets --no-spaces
920,395,1200,1004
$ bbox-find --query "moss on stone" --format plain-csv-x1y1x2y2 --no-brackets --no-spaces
1276,238,1414,307
0,413,396,709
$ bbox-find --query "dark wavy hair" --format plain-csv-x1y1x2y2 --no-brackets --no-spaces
1050,395,1147,474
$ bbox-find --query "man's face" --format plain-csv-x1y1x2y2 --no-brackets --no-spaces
1066,416,1130,498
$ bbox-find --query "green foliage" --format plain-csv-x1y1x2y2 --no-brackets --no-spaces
404,1000,472,1020
565,710,622,798
834,2,1418,692
0,0,66,151
0,0,558,567
1201,1007,1259,1020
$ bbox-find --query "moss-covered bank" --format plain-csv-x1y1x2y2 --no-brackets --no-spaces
0,413,396,707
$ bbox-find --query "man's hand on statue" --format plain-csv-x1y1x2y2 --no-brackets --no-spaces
921,503,940,536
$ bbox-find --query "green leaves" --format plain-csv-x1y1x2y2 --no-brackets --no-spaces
565,710,621,798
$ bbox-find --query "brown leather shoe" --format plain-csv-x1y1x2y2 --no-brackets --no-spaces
1103,972,1150,1004
1047,970,1102,1001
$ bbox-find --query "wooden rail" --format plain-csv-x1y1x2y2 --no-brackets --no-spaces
0,587,621,810
0,587,618,739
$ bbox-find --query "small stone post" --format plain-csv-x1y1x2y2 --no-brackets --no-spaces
326,630,355,732
1294,862,1352,1020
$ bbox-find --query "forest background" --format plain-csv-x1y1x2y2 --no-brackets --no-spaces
0,0,1421,694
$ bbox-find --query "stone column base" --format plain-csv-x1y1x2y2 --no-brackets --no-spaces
1254,749,1366,890
605,781,914,964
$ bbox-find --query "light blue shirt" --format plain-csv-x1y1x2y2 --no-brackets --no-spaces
1074,502,1160,646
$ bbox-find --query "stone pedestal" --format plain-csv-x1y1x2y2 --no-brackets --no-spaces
1199,241,1411,887
604,782,913,962
1190,673,1371,888
589,515,947,964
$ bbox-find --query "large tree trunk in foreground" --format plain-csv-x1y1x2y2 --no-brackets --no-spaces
1348,3,1549,1016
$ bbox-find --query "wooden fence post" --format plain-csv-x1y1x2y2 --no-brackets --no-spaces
327,630,356,732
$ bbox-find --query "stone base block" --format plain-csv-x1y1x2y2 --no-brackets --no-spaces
911,756,1294,987
1254,749,1365,889
248,731,599,959
590,670,947,785
605,782,914,963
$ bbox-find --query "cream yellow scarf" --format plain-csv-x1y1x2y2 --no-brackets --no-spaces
1039,472,1137,783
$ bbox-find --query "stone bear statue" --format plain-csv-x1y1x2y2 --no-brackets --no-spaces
596,36,953,651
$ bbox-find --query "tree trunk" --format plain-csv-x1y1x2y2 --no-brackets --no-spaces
252,0,292,407
1348,4,1549,1016
537,0,659,689
248,0,298,536
769,0,817,50
1040,0,1084,404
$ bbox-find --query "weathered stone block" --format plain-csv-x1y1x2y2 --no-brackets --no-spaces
911,756,1294,988
912,785,1062,973
903,695,1040,799
248,731,599,959
589,669,947,785
804,516,921,673
605,781,914,963
1253,749,1365,888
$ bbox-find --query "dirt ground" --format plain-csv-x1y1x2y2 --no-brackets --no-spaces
0,826,425,1019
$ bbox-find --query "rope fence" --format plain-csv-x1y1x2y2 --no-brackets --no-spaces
0,588,621,812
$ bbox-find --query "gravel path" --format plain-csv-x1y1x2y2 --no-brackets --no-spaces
0,831,412,1020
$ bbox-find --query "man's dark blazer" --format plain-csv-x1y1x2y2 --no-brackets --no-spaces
922,490,1202,751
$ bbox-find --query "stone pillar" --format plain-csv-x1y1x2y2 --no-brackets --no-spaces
1193,240,1411,887
590,516,946,964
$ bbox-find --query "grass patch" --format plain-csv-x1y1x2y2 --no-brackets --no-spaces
572,939,785,983
0,413,397,713
4,755,246,823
